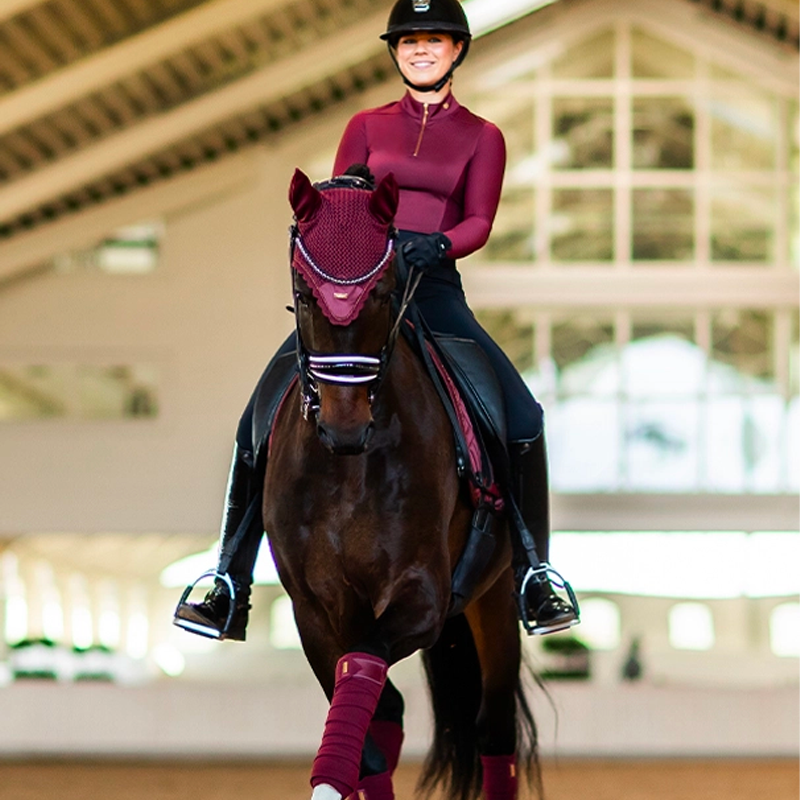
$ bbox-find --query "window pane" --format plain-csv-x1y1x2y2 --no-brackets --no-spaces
712,310,774,383
625,399,700,490
78,365,159,419
552,188,614,261
551,28,615,79
631,27,694,78
474,310,533,373
790,173,799,270
710,82,777,171
633,97,694,169
791,312,799,397
552,98,614,169
790,99,799,180
632,189,694,260
631,318,695,349
575,598,621,650
770,602,800,657
53,221,162,275
0,364,159,421
0,366,69,419
669,603,715,651
626,323,697,400
711,184,775,262
552,316,615,379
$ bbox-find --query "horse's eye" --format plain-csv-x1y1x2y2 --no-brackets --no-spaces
295,291,311,307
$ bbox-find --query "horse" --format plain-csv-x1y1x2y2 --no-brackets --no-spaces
262,167,539,800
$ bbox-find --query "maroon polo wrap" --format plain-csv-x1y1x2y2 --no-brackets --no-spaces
289,169,398,326
481,754,518,800
310,652,389,797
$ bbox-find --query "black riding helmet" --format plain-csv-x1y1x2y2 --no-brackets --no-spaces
381,0,472,94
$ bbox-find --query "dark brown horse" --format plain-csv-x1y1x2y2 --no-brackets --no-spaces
263,168,537,800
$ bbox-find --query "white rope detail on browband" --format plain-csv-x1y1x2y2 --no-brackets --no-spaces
295,235,394,286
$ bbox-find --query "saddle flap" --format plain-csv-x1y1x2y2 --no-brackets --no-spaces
434,335,508,453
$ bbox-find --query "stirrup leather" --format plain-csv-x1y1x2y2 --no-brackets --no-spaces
518,563,580,637
173,570,238,639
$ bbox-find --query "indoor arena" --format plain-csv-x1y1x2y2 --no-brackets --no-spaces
0,0,797,798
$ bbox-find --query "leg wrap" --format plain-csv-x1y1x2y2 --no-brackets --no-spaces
352,771,394,800
311,653,389,798
368,720,404,774
481,754,518,800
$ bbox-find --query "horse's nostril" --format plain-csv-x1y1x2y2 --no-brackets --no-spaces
317,421,373,455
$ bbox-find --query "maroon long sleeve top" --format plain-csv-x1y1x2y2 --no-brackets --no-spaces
333,92,506,260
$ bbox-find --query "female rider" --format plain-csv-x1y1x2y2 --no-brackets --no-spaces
174,0,578,642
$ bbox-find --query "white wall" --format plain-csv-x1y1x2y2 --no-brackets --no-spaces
0,149,304,535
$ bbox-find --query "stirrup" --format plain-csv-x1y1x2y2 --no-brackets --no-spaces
518,563,580,637
173,570,237,639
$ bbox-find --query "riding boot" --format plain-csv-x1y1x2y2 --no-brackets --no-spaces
510,436,579,635
173,443,258,641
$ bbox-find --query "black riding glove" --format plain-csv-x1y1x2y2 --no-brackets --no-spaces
401,232,452,273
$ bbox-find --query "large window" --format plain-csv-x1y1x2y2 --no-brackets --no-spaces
0,363,159,421
478,307,798,493
472,24,797,268
469,18,797,493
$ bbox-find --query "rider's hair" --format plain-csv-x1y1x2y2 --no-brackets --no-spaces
342,163,376,190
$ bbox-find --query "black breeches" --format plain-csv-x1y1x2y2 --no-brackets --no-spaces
413,274,543,443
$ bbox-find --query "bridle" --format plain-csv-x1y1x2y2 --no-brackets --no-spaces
289,179,422,422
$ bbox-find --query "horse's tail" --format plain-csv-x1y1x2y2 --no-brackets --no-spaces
418,614,541,800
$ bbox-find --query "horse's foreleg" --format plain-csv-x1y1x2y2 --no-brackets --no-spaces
310,651,389,800
466,570,529,800
346,678,405,800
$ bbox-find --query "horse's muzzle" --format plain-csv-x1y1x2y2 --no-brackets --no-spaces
317,420,375,455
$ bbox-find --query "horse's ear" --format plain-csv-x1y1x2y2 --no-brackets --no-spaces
289,168,322,221
369,172,398,225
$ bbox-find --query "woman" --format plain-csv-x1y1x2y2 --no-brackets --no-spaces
174,0,578,642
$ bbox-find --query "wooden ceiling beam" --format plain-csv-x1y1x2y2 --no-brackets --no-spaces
0,10,386,224
0,149,261,283
0,0,294,138
0,0,45,25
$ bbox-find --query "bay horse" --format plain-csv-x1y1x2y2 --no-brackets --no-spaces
262,167,538,800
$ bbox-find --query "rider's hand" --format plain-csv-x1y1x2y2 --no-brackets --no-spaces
401,232,452,273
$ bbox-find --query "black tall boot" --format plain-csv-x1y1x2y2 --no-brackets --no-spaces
173,443,260,641
510,437,579,635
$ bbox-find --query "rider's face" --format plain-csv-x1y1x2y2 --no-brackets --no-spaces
394,31,463,89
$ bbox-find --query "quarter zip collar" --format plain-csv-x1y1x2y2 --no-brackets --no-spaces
400,91,459,121
401,92,459,157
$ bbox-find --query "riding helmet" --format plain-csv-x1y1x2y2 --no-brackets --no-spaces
381,0,472,92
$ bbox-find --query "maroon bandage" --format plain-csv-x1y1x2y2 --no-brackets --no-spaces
481,754,518,800
368,720,404,774
351,770,394,800
311,653,389,798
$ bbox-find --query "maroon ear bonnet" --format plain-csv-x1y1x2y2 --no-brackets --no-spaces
289,168,398,326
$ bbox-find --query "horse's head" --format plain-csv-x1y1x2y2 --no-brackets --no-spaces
289,166,399,455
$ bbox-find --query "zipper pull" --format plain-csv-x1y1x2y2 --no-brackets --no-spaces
413,102,430,158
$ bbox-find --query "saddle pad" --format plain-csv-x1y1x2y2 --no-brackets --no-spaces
425,340,504,512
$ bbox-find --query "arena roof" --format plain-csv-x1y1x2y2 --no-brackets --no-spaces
0,0,796,257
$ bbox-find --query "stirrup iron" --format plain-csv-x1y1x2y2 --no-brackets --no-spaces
518,562,580,637
173,570,237,639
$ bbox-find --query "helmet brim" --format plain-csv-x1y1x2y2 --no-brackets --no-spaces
380,23,472,42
